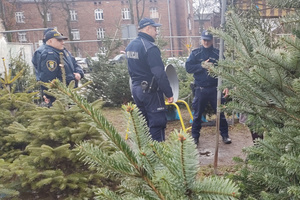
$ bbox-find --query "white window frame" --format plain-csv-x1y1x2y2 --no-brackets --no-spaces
188,19,192,31
18,32,27,42
95,9,104,20
150,7,159,19
97,28,105,39
122,8,130,20
15,12,25,23
70,10,78,21
71,29,80,40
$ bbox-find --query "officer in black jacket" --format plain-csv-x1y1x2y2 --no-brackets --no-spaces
185,30,231,146
36,29,84,106
32,28,54,81
126,18,174,142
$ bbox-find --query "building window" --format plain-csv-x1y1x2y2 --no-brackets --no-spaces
95,9,104,20
47,12,51,22
71,29,80,40
18,32,27,42
150,7,158,19
187,1,191,14
188,19,191,31
97,28,105,39
122,8,130,20
15,12,25,23
70,10,78,21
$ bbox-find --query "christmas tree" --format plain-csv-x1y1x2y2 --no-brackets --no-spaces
51,79,240,199
212,1,300,199
0,57,118,199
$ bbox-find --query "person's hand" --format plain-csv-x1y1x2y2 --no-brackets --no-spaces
202,59,214,71
43,95,50,104
167,97,174,103
74,73,81,81
223,88,229,98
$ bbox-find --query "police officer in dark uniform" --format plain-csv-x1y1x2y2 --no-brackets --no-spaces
32,27,54,81
36,29,84,106
185,30,231,146
126,18,174,142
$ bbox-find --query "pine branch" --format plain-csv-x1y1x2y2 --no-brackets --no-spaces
255,47,297,78
78,142,138,177
94,187,123,200
226,11,254,58
194,177,239,199
51,79,240,199
51,80,166,199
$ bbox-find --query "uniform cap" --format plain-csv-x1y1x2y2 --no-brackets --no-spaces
42,28,55,43
201,30,213,41
138,18,161,30
44,29,68,42
44,27,55,35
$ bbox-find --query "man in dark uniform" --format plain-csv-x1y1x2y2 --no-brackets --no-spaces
32,28,54,81
126,18,174,142
35,29,84,106
185,30,231,146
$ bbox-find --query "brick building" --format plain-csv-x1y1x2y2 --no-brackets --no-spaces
193,12,221,48
1,0,195,57
234,0,291,18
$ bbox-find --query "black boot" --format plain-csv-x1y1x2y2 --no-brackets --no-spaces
222,137,232,144
193,137,199,146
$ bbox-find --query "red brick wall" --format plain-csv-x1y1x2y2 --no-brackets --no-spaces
6,0,195,58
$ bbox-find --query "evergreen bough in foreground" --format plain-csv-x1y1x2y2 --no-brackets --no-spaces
211,3,300,199
52,79,240,200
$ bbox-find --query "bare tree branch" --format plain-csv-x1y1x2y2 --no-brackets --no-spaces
33,0,54,28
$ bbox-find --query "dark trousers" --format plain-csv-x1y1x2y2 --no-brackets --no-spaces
191,86,229,139
132,85,167,142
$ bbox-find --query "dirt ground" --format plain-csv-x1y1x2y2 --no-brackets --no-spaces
102,107,254,168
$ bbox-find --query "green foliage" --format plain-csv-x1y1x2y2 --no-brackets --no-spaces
211,2,300,199
1,53,36,93
0,58,119,199
0,96,119,199
0,183,19,199
82,38,132,106
51,80,240,199
0,57,38,162
84,55,132,106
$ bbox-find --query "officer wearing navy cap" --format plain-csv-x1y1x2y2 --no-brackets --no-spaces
185,30,231,146
35,29,84,106
126,18,174,142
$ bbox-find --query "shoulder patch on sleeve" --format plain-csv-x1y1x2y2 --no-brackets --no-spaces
46,60,58,71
